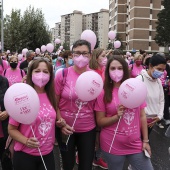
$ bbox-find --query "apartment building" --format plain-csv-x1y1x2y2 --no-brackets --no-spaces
109,0,163,52
83,9,109,49
51,9,109,49
51,22,61,45
61,10,83,46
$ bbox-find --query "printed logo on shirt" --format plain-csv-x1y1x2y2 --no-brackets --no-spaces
8,75,18,85
38,103,53,137
123,109,135,125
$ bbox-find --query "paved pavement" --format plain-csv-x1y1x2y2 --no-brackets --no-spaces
54,123,170,170
1,123,170,170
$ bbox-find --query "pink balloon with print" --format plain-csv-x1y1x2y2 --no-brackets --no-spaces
81,30,97,50
108,31,116,40
75,71,103,101
118,78,147,109
4,83,40,124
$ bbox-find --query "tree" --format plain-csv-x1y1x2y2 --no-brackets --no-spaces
3,6,51,52
155,0,170,47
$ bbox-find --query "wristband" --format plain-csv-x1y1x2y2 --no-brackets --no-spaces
143,139,149,143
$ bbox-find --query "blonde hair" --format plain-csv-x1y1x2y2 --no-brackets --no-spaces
134,53,143,62
44,55,52,63
89,48,104,70
9,55,18,62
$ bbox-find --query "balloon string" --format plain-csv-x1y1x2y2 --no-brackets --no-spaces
66,102,82,145
30,125,47,170
109,116,121,153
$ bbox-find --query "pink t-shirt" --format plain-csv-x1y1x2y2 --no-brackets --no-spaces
55,66,96,132
129,64,144,78
94,88,146,155
94,66,105,81
9,93,56,156
0,60,8,76
159,70,167,86
3,68,25,86
0,122,4,138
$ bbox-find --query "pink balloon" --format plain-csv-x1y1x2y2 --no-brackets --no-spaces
55,38,61,44
46,43,54,53
59,46,63,50
114,41,121,49
118,78,147,109
41,45,46,52
108,31,116,40
81,30,97,50
75,71,103,101
22,48,28,56
35,48,40,54
7,50,10,54
4,83,40,124
70,45,73,51
18,54,23,61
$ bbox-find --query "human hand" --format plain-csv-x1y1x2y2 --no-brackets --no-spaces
117,105,125,118
148,117,160,128
0,111,9,121
56,118,66,128
143,142,151,157
61,124,74,135
21,75,27,83
26,137,39,148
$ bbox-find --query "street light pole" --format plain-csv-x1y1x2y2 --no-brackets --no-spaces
1,0,3,52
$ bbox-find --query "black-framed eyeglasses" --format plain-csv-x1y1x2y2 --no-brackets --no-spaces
72,51,90,57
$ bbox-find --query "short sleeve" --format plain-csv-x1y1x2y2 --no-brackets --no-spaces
2,60,8,70
140,101,147,109
9,117,20,127
94,90,106,112
54,69,63,95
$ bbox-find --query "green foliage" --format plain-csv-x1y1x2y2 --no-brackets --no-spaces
155,0,170,47
63,42,70,50
2,6,50,52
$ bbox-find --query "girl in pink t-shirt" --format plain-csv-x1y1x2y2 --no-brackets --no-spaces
55,40,96,170
8,59,57,170
3,56,25,86
129,53,145,78
95,55,153,170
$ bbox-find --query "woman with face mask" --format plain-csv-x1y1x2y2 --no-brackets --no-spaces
8,59,57,170
3,56,25,86
89,48,108,169
129,53,145,78
55,40,96,170
137,54,166,135
89,48,107,81
95,55,153,170
55,50,73,73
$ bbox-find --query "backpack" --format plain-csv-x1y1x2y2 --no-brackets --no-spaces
4,69,24,77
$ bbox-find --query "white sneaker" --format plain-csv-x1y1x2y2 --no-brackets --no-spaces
164,120,170,125
156,123,164,128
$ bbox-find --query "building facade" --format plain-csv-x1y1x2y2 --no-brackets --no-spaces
51,22,61,45
83,9,109,49
51,9,109,49
109,0,163,52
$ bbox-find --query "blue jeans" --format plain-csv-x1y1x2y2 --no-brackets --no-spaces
102,150,153,170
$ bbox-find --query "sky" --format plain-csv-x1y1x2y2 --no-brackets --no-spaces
3,0,109,29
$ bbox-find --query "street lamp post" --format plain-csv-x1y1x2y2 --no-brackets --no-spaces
1,0,3,52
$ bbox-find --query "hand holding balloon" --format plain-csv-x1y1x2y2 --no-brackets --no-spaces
26,137,40,148
117,105,125,118
61,124,74,135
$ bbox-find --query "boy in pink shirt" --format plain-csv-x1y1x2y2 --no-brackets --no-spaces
95,55,153,170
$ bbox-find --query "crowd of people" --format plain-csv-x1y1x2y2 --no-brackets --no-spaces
0,39,170,170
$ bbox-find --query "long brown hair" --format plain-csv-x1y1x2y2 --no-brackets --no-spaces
104,55,130,103
89,48,104,70
26,59,57,111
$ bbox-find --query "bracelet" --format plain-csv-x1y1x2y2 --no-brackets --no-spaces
143,139,149,143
